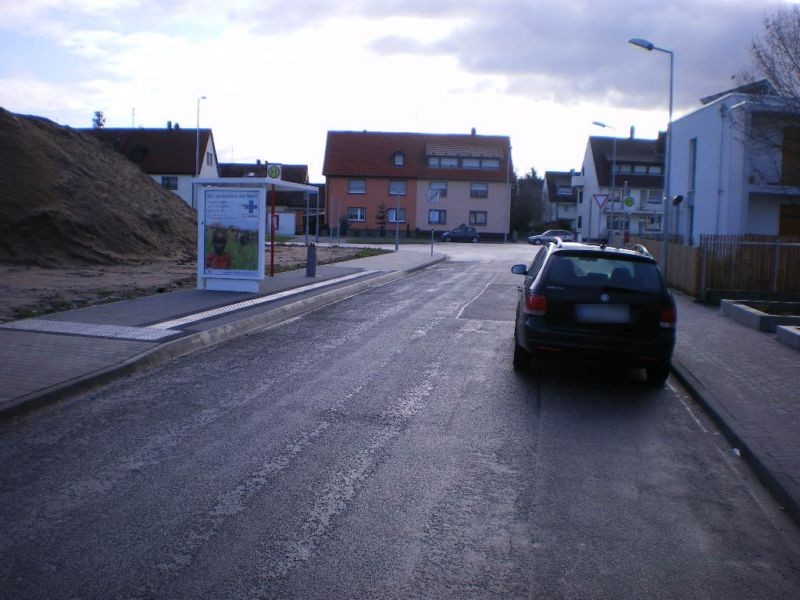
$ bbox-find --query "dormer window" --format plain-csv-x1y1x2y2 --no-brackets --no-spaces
393,152,405,166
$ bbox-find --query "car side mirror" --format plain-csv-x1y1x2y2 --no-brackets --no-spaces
511,264,528,275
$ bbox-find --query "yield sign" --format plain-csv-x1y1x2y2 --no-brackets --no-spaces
593,193,609,208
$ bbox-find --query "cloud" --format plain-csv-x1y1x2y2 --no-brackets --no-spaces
367,0,778,111
0,0,792,179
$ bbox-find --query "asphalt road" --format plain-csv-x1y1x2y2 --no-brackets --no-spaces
2,247,799,599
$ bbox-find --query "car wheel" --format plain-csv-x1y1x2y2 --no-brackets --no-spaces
532,240,541,245
444,237,451,242
513,340,530,371
645,364,670,387
471,237,478,243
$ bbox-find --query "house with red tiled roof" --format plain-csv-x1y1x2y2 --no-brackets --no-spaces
81,123,218,207
323,130,513,239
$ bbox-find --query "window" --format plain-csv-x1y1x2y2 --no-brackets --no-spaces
556,185,573,197
641,189,662,204
348,179,366,194
206,152,213,166
429,181,448,197
469,211,487,225
347,207,366,222
389,180,407,196
388,208,407,223
441,157,458,168
646,214,663,232
161,176,178,190
618,164,632,173
648,165,662,174
428,209,447,224
634,165,647,174
470,182,489,198
393,152,405,166
427,155,501,170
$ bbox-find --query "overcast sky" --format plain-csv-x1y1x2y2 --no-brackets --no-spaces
1,0,795,181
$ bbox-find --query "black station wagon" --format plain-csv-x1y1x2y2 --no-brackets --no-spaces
511,240,676,386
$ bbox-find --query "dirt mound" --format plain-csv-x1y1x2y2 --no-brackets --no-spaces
0,108,196,266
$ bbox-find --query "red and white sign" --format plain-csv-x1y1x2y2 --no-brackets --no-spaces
593,193,609,208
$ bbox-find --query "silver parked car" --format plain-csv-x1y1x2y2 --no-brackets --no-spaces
527,229,576,245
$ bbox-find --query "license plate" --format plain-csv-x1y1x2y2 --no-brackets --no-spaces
574,304,630,323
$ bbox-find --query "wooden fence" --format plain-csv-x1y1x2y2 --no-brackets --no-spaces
697,235,800,302
627,234,800,302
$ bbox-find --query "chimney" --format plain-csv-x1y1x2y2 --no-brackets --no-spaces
629,126,635,140
471,127,476,136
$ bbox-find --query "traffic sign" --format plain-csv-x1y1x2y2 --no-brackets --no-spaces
593,194,609,208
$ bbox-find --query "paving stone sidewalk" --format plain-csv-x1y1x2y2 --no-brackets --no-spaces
671,291,800,523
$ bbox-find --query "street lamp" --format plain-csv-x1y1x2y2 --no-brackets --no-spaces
629,37,673,277
592,121,618,246
195,95,206,177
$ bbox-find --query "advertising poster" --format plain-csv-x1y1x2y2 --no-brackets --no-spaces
202,188,264,279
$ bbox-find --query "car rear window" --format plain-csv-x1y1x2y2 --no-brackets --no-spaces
544,254,662,292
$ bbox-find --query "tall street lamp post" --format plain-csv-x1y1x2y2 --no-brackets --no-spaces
195,95,207,177
629,37,673,277
592,121,618,246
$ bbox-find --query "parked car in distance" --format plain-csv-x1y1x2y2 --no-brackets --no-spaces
511,240,676,386
528,229,575,244
441,225,480,243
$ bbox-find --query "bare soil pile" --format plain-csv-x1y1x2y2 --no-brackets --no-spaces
0,107,196,266
0,109,377,322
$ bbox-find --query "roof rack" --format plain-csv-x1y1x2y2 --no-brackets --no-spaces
631,243,652,258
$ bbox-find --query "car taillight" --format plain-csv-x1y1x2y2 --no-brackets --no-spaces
660,307,677,329
525,293,547,316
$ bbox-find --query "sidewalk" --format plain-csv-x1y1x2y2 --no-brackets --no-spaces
670,291,800,524
0,251,798,525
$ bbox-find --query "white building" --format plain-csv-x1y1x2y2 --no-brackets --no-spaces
571,131,665,243
542,171,578,230
668,83,800,244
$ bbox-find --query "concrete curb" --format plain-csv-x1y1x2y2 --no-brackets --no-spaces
670,359,800,526
0,260,444,421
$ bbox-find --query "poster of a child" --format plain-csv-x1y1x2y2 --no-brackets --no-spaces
202,189,263,278
205,228,232,269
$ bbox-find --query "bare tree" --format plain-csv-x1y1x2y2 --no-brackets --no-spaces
734,6,800,188
92,111,106,129
750,5,800,103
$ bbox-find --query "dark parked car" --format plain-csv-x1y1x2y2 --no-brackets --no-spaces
511,240,676,386
527,229,575,245
442,225,479,243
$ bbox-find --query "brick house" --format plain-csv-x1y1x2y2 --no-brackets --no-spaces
323,130,513,239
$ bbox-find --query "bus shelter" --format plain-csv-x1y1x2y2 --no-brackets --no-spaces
193,177,320,292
